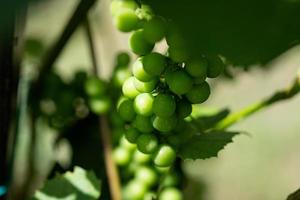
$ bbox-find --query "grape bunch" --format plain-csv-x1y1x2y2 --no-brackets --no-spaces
111,0,224,166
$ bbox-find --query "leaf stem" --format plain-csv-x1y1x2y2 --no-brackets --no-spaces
215,74,300,130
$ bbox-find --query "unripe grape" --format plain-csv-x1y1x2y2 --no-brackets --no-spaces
165,70,193,95
117,98,136,122
153,94,176,117
159,187,183,200
133,149,152,164
185,81,210,104
176,98,192,118
152,115,177,132
122,77,140,98
143,16,166,43
137,133,158,154
168,46,189,63
161,172,180,187
185,58,208,80
123,180,147,200
134,93,154,116
133,115,154,133
133,77,157,93
206,55,224,78
129,29,154,55
143,52,166,76
120,136,137,151
112,67,131,87
110,0,138,16
132,57,154,82
114,10,139,32
113,146,131,166
154,144,176,167
144,192,156,200
135,166,158,186
89,96,111,114
125,127,141,143
116,52,130,66
84,76,107,97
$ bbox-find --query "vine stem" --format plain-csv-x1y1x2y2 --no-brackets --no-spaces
215,74,300,130
83,16,121,200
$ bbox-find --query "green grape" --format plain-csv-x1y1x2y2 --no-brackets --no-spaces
110,0,138,16
132,57,154,82
117,98,136,122
155,166,171,174
89,96,111,114
153,94,176,117
133,115,154,133
165,70,193,95
129,29,154,55
168,46,189,63
185,58,208,80
161,172,180,187
113,67,131,87
176,99,192,118
136,133,158,154
185,81,210,104
113,146,131,166
84,76,107,97
120,135,137,151
143,16,166,43
143,52,166,76
133,149,152,164
114,9,139,32
144,192,156,200
159,187,183,200
152,115,177,132
123,180,147,200
153,144,176,167
206,55,225,78
134,93,154,116
116,52,130,66
135,166,158,186
125,127,141,143
133,77,157,93
122,77,140,98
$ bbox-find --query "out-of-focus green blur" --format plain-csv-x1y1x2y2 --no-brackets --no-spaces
15,0,300,199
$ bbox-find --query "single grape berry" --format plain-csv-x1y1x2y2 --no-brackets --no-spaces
117,98,136,122
185,81,210,104
165,70,193,95
123,180,147,200
137,133,158,154
154,144,176,167
185,58,208,80
125,127,141,143
114,10,139,32
168,46,189,63
89,96,111,114
122,77,140,98
159,187,183,200
132,57,153,82
112,67,131,87
153,94,176,117
143,52,166,76
113,147,131,166
152,115,177,132
143,16,166,43
133,115,154,133
133,77,157,93
134,93,154,116
176,98,192,118
135,166,158,187
133,149,152,164
129,29,154,55
84,76,107,97
116,52,130,66
206,55,224,78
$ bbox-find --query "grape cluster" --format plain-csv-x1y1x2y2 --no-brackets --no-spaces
111,0,224,167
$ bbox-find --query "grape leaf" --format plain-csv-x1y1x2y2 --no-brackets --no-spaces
178,131,240,160
145,0,300,66
32,167,101,200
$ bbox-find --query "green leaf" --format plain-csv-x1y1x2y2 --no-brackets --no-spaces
287,188,300,200
178,131,240,160
32,167,101,200
145,0,300,66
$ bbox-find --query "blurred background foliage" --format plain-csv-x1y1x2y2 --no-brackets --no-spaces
6,0,300,199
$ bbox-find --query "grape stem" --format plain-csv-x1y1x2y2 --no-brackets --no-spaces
215,73,300,130
84,16,121,200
